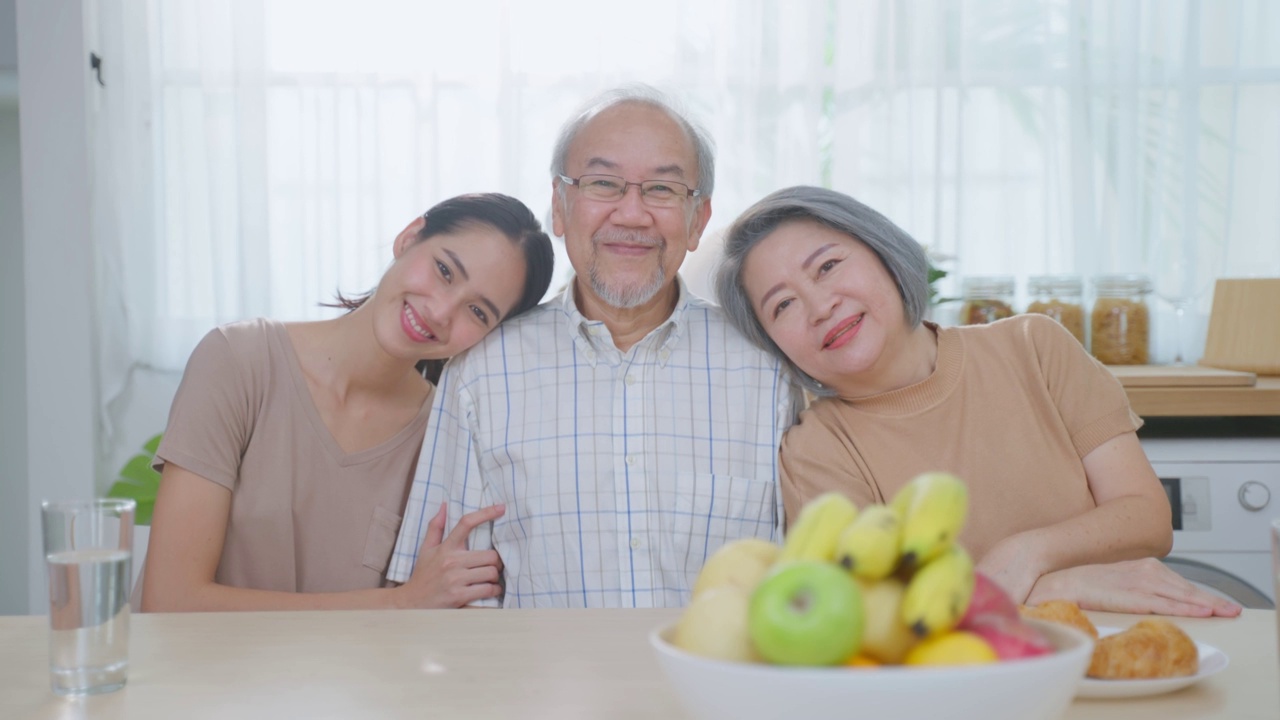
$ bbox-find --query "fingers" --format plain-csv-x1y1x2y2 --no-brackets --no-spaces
1211,600,1244,617
456,582,504,605
427,564,503,608
443,504,506,548
1167,587,1242,617
459,563,502,586
1157,600,1217,617
420,504,448,552
445,548,503,571
1143,563,1245,617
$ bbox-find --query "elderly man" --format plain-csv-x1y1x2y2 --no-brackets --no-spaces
386,86,801,608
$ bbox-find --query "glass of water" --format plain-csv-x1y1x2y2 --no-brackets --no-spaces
40,498,135,695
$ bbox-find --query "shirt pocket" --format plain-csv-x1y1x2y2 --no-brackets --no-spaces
361,505,404,575
665,472,779,560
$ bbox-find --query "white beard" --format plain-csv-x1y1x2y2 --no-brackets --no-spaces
587,230,667,309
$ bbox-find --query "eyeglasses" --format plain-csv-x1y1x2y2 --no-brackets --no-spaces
557,174,701,208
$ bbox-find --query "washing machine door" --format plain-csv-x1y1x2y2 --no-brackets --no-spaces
1162,557,1275,610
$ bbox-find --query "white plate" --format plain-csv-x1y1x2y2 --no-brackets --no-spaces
1076,626,1229,699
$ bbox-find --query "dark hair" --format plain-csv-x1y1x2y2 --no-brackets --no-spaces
715,186,930,396
328,193,554,383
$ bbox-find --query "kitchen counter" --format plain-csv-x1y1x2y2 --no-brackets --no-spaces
1,608,1275,719
1109,366,1280,417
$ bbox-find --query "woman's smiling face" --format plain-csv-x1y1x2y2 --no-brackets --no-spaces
742,219,908,389
373,221,527,362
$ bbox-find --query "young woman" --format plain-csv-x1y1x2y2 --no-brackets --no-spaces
141,193,554,612
714,185,1240,617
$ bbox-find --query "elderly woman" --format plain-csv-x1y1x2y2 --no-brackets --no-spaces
715,185,1240,617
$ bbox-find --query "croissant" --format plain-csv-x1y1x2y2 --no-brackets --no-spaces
1019,600,1099,640
1086,619,1199,680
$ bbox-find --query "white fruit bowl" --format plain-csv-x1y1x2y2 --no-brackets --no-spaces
650,619,1094,720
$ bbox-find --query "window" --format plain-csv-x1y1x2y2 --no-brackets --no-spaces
92,0,1280,374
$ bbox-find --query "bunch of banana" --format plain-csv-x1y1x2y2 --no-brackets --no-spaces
900,544,976,638
834,504,901,581
892,471,969,571
778,492,858,564
674,471,989,668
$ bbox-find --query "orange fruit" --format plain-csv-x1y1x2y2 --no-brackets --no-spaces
844,654,880,669
903,631,998,667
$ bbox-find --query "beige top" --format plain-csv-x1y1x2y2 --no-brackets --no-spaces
779,315,1141,560
154,319,433,592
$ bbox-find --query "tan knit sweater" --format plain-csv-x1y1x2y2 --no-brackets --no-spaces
779,314,1141,561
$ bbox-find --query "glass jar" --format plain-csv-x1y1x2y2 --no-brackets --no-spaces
1090,274,1152,365
1025,275,1086,345
960,276,1016,325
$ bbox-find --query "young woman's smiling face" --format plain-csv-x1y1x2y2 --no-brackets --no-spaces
373,221,527,362
742,219,908,390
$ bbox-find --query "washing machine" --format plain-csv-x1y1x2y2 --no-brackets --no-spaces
1140,417,1280,609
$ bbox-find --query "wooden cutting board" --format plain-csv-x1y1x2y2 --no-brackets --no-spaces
1201,278,1280,374
1107,364,1257,387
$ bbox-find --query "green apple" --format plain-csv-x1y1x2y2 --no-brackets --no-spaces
748,561,864,666
673,586,758,663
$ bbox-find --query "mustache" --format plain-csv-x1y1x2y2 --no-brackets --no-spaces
592,229,665,249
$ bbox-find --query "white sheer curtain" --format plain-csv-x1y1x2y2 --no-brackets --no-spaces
92,0,1280,397
820,0,1280,357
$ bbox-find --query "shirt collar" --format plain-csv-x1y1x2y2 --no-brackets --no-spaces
557,274,691,368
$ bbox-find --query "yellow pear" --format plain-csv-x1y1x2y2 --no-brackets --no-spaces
856,577,918,664
692,538,781,598
673,586,758,663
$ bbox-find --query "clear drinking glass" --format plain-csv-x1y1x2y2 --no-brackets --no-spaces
41,498,135,695
1149,236,1220,365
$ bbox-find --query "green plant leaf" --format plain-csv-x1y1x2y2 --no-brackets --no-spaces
106,434,163,525
927,263,951,306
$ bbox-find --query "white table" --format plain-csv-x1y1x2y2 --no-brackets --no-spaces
1,608,1275,719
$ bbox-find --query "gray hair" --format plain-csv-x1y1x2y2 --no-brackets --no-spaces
550,84,716,199
714,186,931,395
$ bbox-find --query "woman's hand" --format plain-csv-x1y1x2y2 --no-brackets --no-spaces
1025,558,1243,617
975,532,1048,604
395,503,506,608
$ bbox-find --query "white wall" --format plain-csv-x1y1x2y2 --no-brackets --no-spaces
9,0,97,615
0,0,178,614
0,0,26,617
0,0,15,70
0,0,27,616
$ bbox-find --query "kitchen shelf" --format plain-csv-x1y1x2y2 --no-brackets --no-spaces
1108,366,1280,417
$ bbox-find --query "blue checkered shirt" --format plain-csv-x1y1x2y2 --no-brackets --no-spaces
386,277,802,607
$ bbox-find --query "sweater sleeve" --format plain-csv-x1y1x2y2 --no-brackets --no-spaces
153,326,259,490
1025,314,1142,457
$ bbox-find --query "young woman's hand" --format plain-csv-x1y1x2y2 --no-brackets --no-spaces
1025,558,1243,617
394,503,506,608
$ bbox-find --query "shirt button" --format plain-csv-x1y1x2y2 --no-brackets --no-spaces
659,350,670,362
626,455,637,466
625,374,636,386
630,537,642,549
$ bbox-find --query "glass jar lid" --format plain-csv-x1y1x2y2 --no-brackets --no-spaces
961,275,1015,299
1092,273,1152,296
1028,274,1082,296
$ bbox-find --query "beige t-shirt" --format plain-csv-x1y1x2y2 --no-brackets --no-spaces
779,315,1141,562
154,318,433,592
